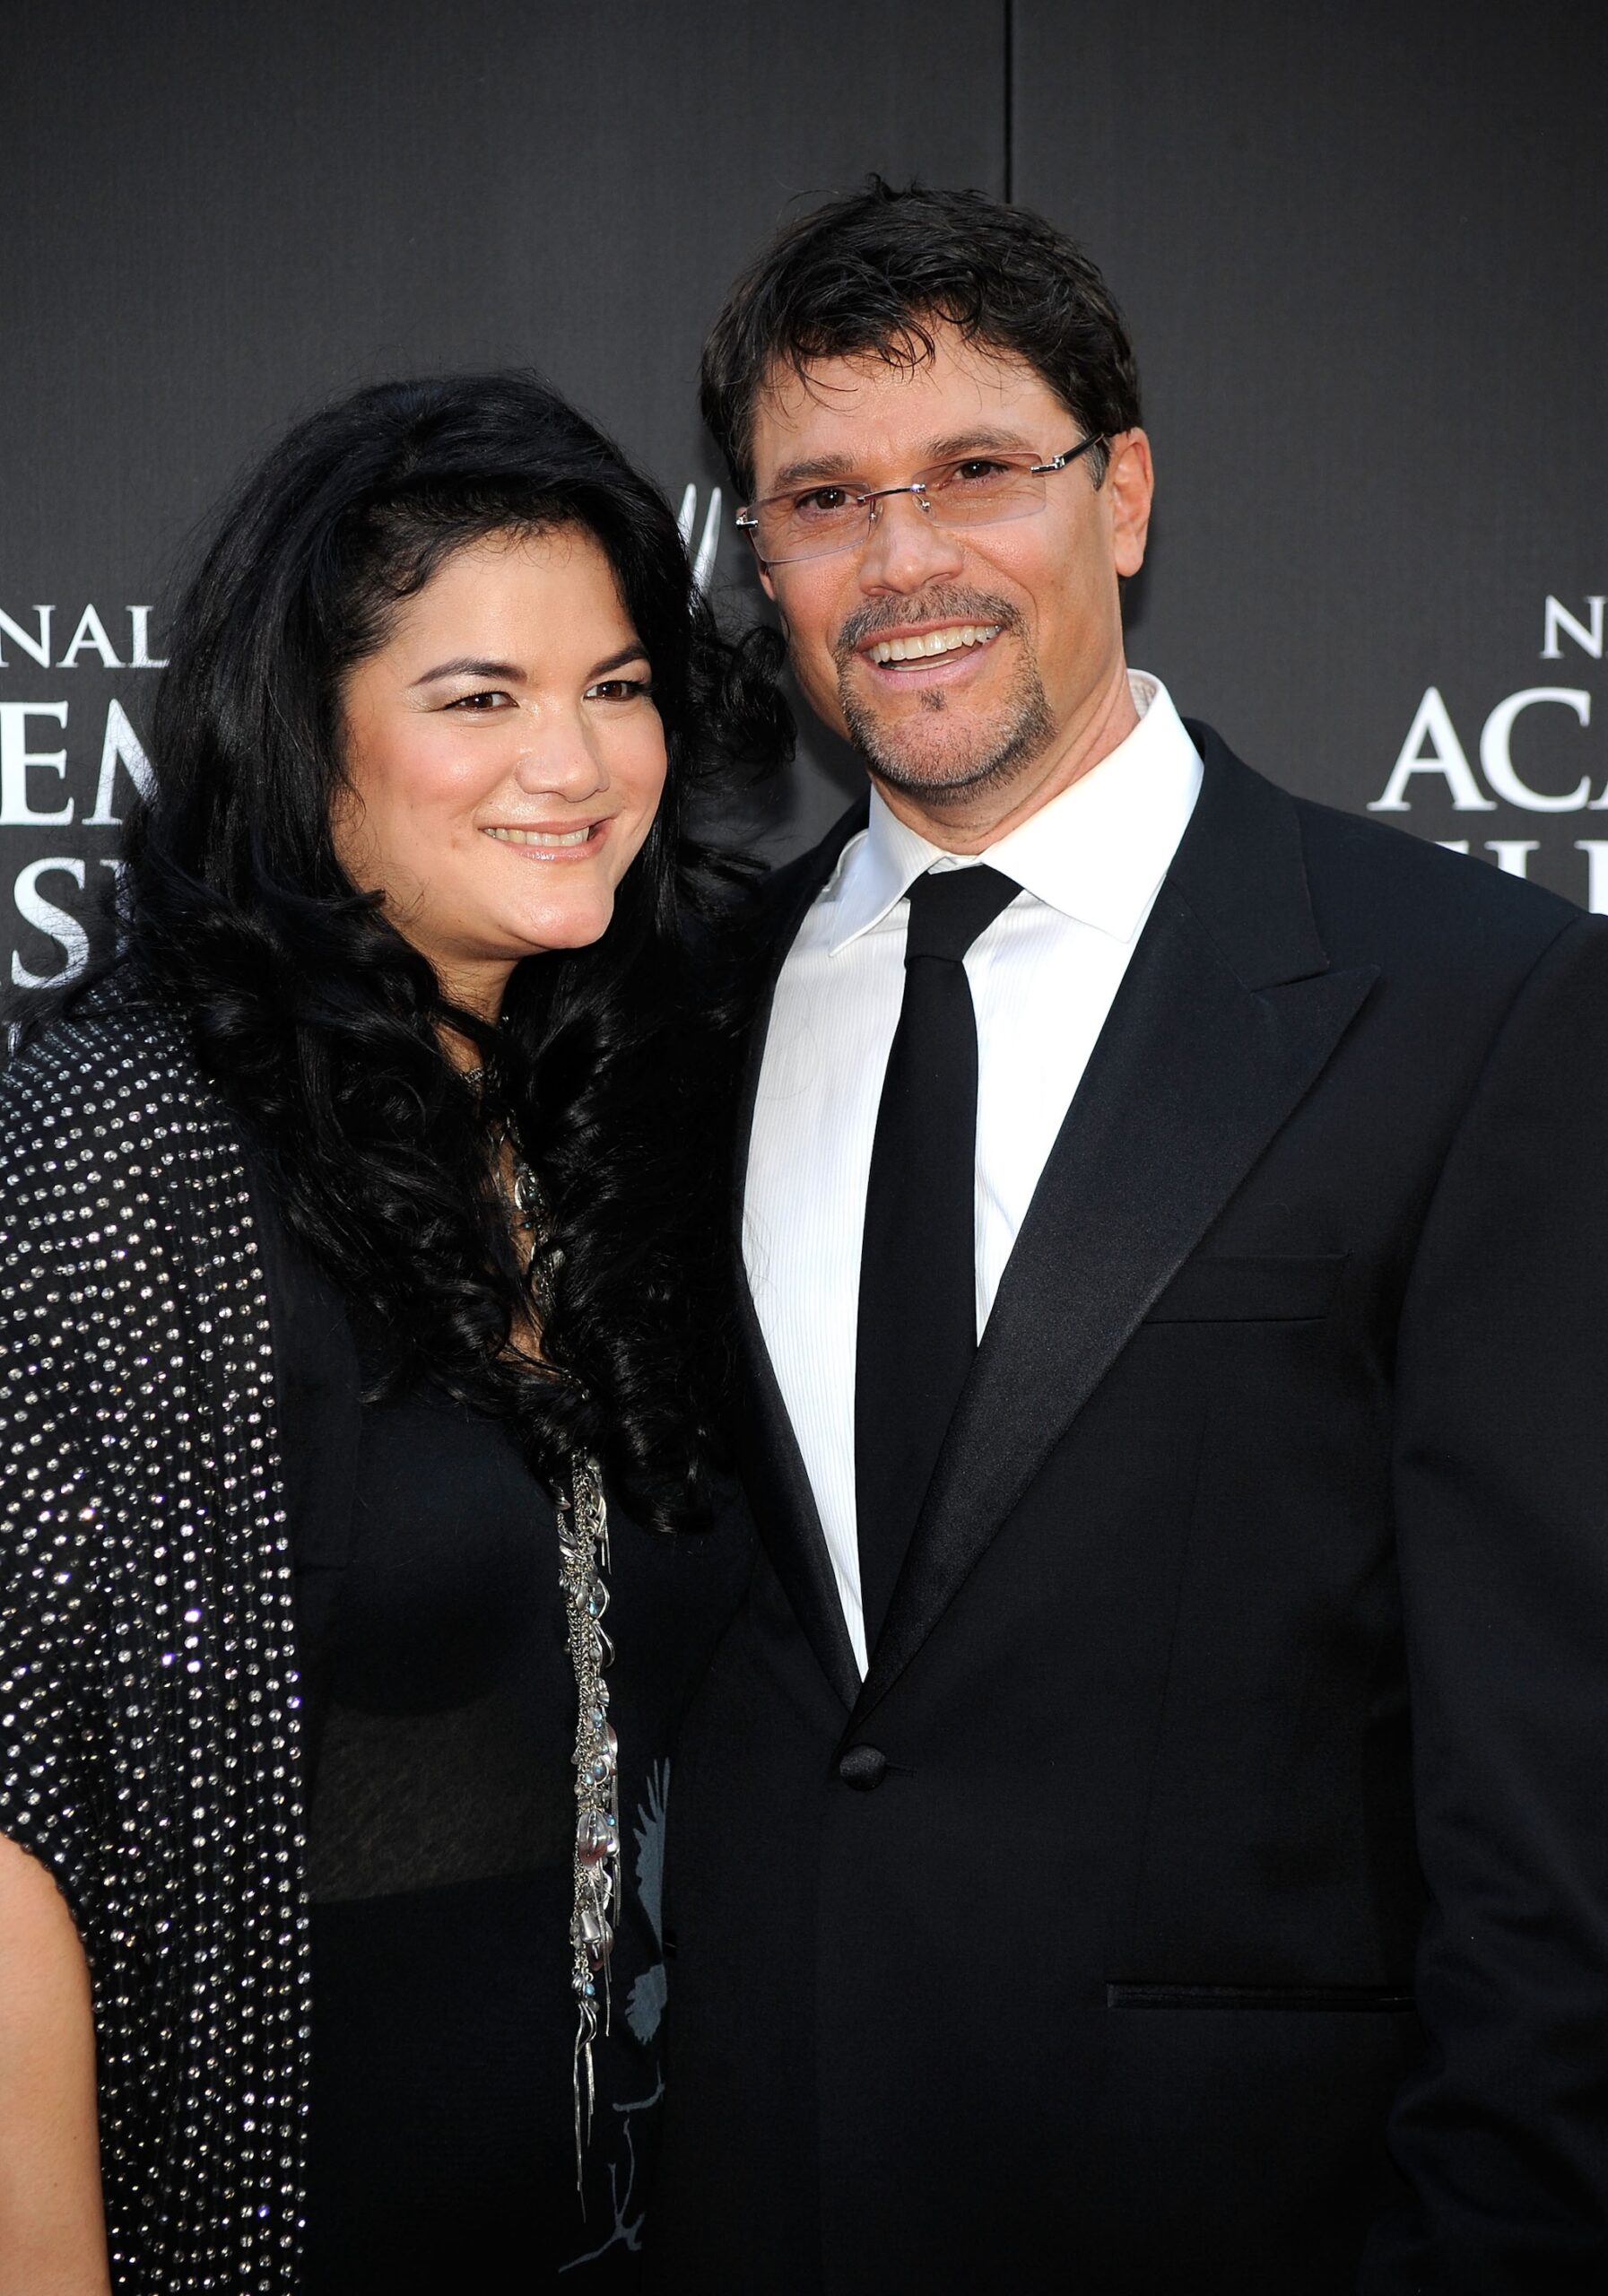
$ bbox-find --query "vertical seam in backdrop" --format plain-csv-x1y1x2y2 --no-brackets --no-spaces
1003,0,1015,200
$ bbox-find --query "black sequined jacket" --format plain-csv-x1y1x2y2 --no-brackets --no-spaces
0,980,752,2290
0,985,313,2291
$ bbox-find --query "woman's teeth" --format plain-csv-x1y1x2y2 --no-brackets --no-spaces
484,824,595,848
866,623,1001,665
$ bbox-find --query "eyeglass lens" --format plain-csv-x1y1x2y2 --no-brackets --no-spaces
754,455,1054,565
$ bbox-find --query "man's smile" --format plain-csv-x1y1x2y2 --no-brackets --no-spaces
847,614,1010,693
862,619,1003,667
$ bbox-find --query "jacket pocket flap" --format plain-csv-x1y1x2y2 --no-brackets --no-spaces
1143,1252,1348,1324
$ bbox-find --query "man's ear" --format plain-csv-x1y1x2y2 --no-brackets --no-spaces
1105,430,1154,579
758,561,778,605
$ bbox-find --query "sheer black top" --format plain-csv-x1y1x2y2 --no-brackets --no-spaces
250,1170,750,2290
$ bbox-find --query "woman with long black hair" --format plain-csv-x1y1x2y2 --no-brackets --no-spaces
0,372,788,2292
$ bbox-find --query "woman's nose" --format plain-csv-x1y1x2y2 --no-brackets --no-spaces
509,712,609,798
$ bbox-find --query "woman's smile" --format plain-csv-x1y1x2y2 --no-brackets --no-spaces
481,817,612,855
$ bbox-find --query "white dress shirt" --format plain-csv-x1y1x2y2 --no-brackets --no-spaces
743,671,1204,1674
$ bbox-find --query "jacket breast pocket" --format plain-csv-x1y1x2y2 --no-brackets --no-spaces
1143,1252,1348,1324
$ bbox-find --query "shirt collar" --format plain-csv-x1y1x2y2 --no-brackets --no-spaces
825,670,1204,954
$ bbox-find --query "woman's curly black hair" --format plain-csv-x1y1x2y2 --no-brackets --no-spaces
117,370,791,1534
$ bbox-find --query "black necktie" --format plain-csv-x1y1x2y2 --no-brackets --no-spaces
855,864,1019,1651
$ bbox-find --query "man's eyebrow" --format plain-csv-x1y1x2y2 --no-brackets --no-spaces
764,429,1042,493
924,426,1040,458
766,451,862,492
409,656,523,686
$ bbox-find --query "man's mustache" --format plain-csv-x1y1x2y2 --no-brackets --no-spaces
833,589,1023,667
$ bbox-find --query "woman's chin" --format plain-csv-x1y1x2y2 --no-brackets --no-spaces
510,888,619,956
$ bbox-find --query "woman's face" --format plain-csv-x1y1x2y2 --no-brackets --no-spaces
335,525,669,1017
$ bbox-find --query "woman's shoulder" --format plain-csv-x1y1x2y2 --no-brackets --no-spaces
0,975,248,1322
0,973,214,1187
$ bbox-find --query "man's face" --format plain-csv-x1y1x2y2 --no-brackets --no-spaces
746,324,1153,841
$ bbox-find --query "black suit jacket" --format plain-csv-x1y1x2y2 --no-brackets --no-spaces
648,727,1608,2294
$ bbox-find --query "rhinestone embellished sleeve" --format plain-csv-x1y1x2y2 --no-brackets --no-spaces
0,989,309,2291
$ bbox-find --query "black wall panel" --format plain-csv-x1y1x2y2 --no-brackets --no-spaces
1012,0,1608,904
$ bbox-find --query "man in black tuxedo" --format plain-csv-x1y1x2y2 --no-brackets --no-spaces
649,181,1608,2292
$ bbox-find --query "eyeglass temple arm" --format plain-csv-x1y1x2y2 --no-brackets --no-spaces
1031,435,1108,475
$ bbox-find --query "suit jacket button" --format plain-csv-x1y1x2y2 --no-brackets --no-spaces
838,1744,888,1791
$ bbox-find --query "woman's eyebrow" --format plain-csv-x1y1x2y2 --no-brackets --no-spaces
410,656,524,686
588,644,651,677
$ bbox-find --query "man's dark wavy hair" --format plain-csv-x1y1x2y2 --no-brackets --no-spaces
700,177,1143,500
118,370,791,1534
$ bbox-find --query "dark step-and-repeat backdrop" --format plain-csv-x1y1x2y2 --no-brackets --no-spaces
4,3,1604,1011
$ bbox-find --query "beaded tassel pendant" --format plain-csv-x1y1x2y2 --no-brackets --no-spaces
499,1104,621,2194
558,1453,620,2190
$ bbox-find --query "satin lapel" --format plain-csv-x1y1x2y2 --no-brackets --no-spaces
731,801,869,1714
847,740,1378,1731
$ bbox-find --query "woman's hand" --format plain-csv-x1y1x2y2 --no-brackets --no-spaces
0,1833,110,2295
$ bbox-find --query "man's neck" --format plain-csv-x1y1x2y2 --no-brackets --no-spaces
871,657,1142,856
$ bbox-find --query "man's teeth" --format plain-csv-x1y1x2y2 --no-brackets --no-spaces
484,824,594,848
867,623,1001,665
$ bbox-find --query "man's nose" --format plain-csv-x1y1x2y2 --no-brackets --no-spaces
856,489,967,591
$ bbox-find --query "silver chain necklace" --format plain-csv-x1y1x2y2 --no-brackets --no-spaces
465,1062,621,2187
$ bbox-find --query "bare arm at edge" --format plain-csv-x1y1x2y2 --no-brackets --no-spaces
0,1833,110,2296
